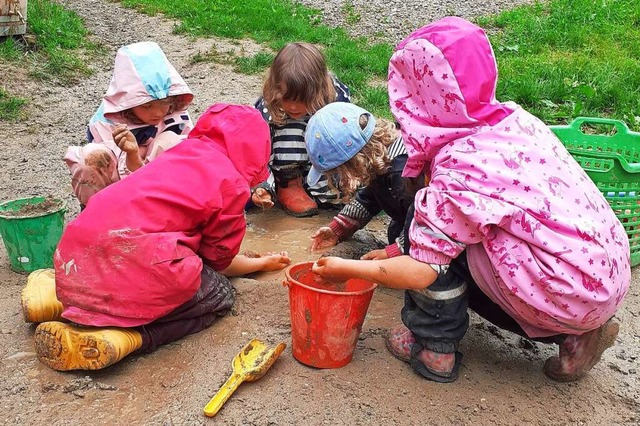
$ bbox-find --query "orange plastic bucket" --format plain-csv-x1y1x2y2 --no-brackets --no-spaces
284,261,377,369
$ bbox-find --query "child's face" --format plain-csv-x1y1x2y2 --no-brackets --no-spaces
131,99,172,125
281,100,308,120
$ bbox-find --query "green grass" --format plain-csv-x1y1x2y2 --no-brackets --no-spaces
479,0,640,127
25,0,98,82
119,0,393,117
0,0,98,120
0,0,96,82
116,0,640,128
0,88,26,120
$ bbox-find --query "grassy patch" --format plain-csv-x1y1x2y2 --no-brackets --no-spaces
235,52,275,74
118,0,394,117
0,88,26,120
479,0,640,127
118,0,639,128
0,0,97,84
190,46,238,66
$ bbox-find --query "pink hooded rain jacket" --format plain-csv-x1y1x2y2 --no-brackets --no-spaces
388,17,630,337
54,104,271,327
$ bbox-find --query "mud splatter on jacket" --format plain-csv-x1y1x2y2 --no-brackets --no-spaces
54,105,270,327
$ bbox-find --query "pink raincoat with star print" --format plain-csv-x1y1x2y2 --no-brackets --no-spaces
388,17,630,337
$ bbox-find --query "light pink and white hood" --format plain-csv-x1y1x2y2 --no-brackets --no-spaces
66,41,194,180
389,17,630,337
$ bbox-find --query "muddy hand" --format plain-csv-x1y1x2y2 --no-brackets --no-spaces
260,252,291,271
112,124,138,154
361,248,388,260
312,256,350,281
310,227,339,251
252,188,274,209
84,150,113,170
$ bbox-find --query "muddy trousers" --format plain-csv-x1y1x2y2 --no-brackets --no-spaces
401,251,559,380
135,265,235,352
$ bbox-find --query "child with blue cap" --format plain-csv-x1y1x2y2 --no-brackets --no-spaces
306,102,416,259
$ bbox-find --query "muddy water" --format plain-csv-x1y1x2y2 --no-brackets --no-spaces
241,208,384,264
242,209,327,263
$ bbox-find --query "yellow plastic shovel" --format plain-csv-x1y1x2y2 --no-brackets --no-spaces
203,338,286,417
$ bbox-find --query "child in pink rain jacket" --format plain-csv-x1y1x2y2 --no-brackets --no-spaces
64,41,194,207
29,104,290,371
313,17,630,383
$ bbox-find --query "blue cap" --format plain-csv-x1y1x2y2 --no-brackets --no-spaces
305,102,376,187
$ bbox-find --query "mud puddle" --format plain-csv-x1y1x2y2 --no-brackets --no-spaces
242,208,386,266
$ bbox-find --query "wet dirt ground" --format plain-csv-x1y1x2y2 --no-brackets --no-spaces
0,0,639,425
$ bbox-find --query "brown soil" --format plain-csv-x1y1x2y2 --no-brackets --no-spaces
0,197,64,218
0,1,638,425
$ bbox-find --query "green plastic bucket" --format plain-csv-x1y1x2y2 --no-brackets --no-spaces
0,197,66,273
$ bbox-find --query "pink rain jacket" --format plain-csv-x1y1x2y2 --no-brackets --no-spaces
54,104,271,327
389,17,630,337
65,41,194,180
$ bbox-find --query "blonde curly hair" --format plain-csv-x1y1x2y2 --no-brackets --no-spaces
262,42,336,126
324,115,398,197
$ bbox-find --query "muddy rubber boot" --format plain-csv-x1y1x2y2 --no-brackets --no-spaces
21,269,64,323
543,319,619,382
385,323,415,362
34,321,143,371
276,176,318,217
386,323,457,380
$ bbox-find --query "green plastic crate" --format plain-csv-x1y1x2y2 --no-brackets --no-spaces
550,117,640,266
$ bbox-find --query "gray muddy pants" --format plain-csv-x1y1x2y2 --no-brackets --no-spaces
136,264,234,352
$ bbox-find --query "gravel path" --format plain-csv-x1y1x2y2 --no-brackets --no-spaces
296,0,535,44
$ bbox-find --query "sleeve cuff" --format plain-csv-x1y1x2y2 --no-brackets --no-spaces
328,219,353,241
385,243,403,258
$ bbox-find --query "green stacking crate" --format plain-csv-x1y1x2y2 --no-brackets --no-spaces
550,117,640,267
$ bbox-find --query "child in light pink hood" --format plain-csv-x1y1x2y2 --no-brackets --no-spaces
313,17,630,383
64,41,194,207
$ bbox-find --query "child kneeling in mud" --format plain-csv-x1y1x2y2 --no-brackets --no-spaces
21,104,291,371
311,17,630,383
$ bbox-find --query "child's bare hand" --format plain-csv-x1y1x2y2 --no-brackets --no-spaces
259,251,291,271
312,256,347,280
310,227,339,251
361,248,388,260
112,124,138,154
251,188,274,209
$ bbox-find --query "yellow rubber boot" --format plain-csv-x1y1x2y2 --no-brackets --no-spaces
21,269,64,323
34,321,143,371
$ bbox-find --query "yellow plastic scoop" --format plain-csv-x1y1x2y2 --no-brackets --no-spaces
203,338,286,417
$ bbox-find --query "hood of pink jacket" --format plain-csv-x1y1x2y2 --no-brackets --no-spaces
188,103,271,187
389,17,514,177
101,41,193,122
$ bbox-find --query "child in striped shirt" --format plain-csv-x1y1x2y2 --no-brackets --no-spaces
254,42,351,217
